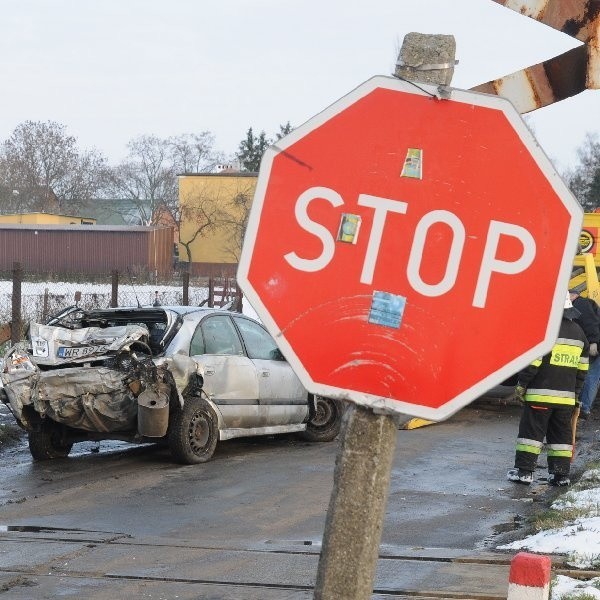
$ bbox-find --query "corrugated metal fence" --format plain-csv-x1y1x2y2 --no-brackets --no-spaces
0,224,174,275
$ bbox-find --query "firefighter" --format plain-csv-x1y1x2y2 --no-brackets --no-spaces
569,288,600,419
507,292,589,487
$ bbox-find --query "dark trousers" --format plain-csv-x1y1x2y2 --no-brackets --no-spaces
514,403,574,476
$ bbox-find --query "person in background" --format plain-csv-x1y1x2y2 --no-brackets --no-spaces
570,289,600,419
507,293,588,487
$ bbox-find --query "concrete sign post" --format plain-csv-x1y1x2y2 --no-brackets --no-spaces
313,35,458,600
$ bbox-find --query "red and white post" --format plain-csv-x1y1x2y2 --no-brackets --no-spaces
507,552,551,600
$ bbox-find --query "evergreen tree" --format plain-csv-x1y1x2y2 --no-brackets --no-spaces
236,128,270,172
276,122,293,140
236,123,294,172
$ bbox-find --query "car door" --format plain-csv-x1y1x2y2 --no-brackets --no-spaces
232,316,307,427
189,314,265,428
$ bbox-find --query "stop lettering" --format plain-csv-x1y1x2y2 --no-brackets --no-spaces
284,186,536,309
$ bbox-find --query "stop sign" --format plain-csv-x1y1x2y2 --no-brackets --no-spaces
237,76,583,420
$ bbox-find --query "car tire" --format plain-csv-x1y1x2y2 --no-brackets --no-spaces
168,397,219,464
300,396,342,443
28,422,73,460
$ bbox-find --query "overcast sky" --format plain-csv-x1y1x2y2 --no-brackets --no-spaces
0,0,596,171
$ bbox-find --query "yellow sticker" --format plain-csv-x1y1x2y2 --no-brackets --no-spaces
401,148,423,179
337,213,361,244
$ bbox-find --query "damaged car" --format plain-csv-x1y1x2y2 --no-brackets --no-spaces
0,306,343,464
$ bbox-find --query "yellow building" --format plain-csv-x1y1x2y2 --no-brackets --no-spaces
178,173,257,276
0,212,96,225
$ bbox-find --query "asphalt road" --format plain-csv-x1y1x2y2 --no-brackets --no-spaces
0,400,596,598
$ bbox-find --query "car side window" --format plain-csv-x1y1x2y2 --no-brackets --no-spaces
200,315,244,356
189,324,205,356
233,316,281,361
148,322,167,354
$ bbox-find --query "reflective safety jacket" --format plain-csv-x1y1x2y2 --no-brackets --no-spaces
517,316,589,407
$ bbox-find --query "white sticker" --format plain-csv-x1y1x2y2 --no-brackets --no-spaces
31,336,49,357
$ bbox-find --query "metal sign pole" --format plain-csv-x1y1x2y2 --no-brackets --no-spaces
313,33,457,600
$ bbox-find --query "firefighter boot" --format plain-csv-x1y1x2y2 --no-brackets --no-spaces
507,468,533,485
548,473,570,487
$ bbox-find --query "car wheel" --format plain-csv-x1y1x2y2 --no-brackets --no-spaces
300,396,343,442
28,422,73,460
168,397,219,464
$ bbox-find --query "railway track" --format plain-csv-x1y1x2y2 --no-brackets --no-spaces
0,526,577,599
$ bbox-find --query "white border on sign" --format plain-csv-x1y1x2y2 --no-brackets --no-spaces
237,75,583,422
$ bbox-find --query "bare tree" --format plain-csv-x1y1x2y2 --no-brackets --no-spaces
564,133,600,211
170,132,222,174
218,186,254,262
107,135,175,226
177,183,233,265
0,120,107,214
107,132,223,226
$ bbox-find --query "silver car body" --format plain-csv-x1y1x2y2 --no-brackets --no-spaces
1,306,312,442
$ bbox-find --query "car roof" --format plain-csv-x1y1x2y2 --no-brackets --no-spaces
86,305,244,318
162,306,246,319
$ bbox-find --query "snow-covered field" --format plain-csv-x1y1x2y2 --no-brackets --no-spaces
552,574,600,599
0,278,259,324
0,279,209,320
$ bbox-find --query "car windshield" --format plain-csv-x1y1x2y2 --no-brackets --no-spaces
93,309,176,355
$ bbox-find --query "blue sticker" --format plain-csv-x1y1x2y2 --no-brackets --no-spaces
368,291,406,329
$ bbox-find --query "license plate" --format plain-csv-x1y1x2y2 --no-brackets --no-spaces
57,345,106,359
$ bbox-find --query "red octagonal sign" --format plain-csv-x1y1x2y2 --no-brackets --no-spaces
237,76,583,420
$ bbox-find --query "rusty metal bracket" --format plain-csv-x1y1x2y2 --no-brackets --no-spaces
472,0,600,113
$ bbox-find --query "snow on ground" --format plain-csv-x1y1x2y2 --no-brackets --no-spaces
552,574,600,599
0,279,210,317
501,516,600,568
498,468,600,598
0,279,260,321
